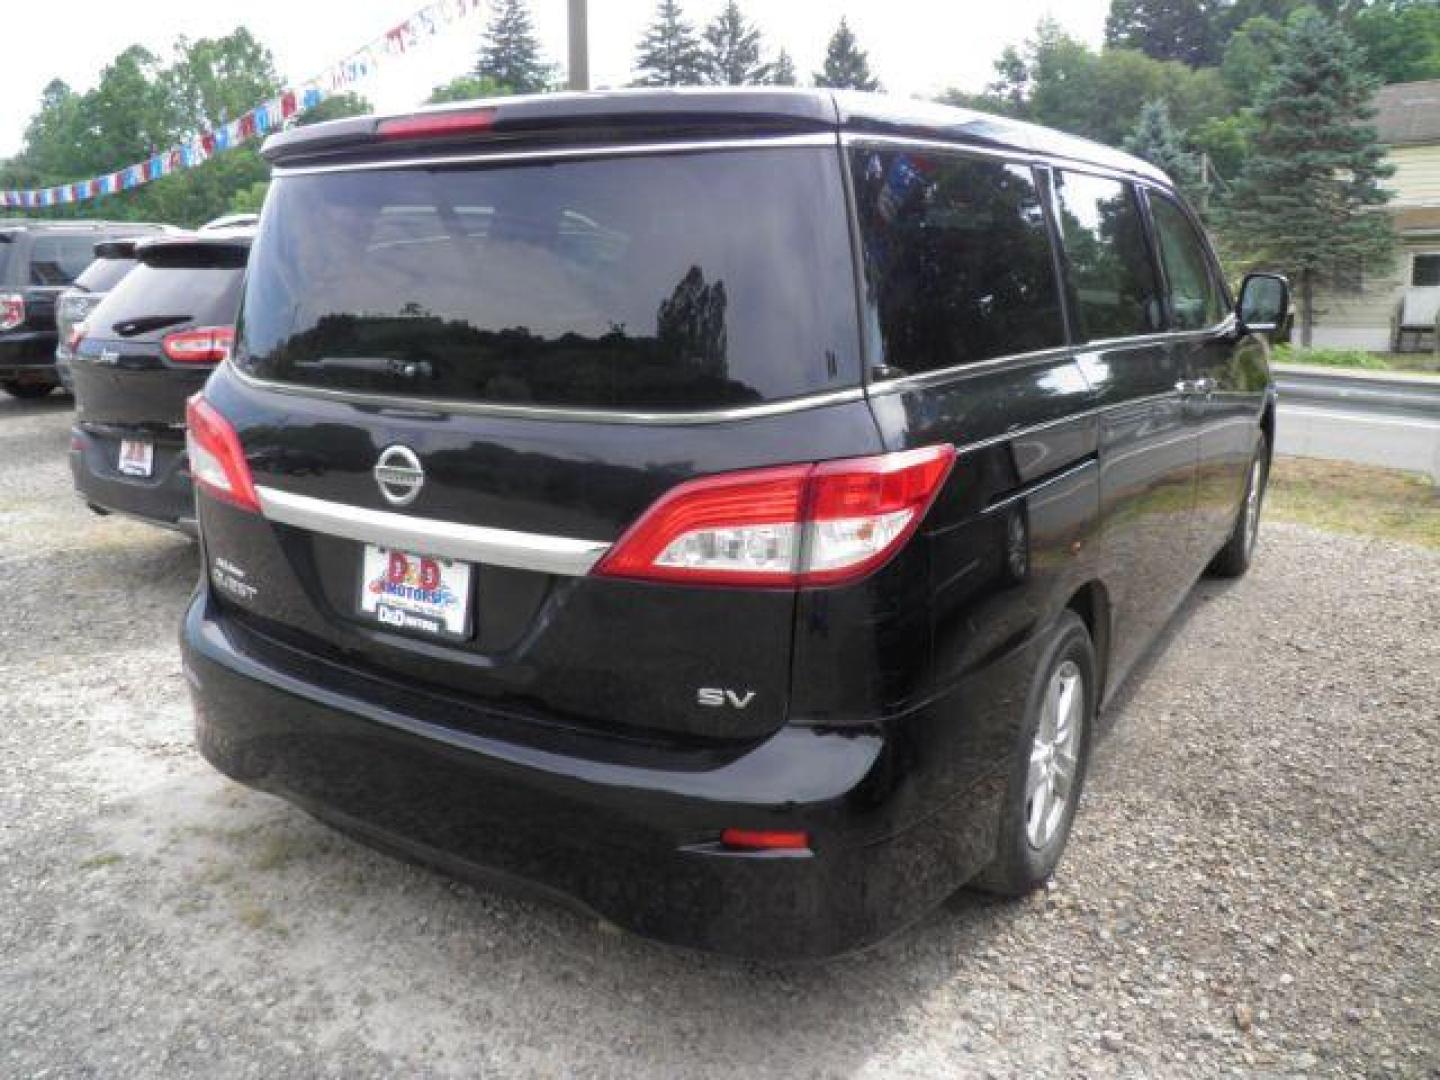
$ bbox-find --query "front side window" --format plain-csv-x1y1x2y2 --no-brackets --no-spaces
1053,171,1163,342
1414,254,1440,287
237,148,860,410
29,235,99,287
1149,194,1226,330
849,149,1065,376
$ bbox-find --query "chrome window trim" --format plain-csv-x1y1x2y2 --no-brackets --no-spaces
255,485,610,577
270,132,840,177
864,347,1074,396
226,364,866,425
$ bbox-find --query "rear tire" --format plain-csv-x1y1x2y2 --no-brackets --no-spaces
1207,432,1268,579
1,380,55,400
974,611,1096,897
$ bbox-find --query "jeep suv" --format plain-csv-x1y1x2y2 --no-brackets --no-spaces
181,90,1289,958
0,220,167,397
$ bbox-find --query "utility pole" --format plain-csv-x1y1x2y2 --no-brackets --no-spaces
568,0,589,91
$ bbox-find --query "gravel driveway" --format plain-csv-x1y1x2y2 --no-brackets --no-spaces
1,395,1436,1079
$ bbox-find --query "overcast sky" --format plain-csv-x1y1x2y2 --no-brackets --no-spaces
0,0,1111,163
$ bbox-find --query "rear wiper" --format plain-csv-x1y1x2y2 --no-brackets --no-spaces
113,315,190,337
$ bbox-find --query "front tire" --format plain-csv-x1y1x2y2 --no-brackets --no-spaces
1207,432,1268,579
975,610,1096,896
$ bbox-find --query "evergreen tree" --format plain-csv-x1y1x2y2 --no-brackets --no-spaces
814,18,881,91
1104,0,1222,66
1221,10,1394,345
769,48,798,87
1125,99,1202,193
475,0,550,94
632,0,707,87
702,1,769,86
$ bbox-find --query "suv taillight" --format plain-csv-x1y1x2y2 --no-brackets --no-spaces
185,393,260,512
0,293,24,332
163,326,234,364
593,445,956,588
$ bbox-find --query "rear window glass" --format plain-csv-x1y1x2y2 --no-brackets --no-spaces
0,238,12,282
75,257,137,294
849,149,1065,376
92,263,246,339
236,148,860,410
28,234,100,286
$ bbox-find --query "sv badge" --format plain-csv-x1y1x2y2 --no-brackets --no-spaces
697,688,756,709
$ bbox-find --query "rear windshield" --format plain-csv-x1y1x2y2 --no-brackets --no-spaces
28,234,101,286
75,256,138,294
236,148,860,410
91,262,246,340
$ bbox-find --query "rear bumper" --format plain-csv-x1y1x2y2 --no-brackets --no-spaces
181,588,1011,958
0,332,60,383
69,426,197,534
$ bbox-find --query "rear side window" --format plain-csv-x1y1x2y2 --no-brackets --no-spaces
1053,171,1163,341
849,149,1065,376
237,148,860,410
75,257,137,294
1149,195,1225,330
28,234,99,286
1414,254,1440,287
92,263,246,338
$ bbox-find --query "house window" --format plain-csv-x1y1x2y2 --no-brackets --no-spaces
1414,254,1440,287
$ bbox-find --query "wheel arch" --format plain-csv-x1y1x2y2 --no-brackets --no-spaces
1063,580,1112,703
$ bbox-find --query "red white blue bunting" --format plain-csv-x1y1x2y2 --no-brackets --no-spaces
2,0,487,209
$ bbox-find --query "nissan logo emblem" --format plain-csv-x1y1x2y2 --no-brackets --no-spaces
373,445,424,506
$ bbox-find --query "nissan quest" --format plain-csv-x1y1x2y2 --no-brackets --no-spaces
180,89,1290,958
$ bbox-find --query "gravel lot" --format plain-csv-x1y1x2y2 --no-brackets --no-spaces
1,394,1436,1079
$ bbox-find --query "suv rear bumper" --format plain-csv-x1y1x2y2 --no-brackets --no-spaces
69,426,197,534
181,588,1009,958
0,332,60,383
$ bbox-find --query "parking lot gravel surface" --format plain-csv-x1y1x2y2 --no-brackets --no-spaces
1,394,1437,1079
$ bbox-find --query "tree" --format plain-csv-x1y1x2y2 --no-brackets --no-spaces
427,75,510,104
632,0,706,87
1125,99,1203,195
702,1,768,86
1104,0,1222,66
1350,1,1440,84
814,17,880,91
1221,10,1395,345
1220,15,1286,103
769,48,798,87
475,0,550,93
164,29,280,134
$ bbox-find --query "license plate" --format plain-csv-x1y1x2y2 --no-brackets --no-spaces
118,439,154,478
358,545,472,641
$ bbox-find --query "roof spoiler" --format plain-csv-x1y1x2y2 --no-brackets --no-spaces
135,230,254,269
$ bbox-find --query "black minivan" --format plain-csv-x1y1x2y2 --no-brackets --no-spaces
181,90,1289,958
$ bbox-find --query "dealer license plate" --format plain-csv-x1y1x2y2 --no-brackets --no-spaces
358,545,473,640
118,439,153,478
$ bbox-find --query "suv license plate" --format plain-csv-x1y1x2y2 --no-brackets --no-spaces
358,545,473,641
118,439,153,478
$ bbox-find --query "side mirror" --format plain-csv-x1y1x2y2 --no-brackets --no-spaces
1237,272,1292,342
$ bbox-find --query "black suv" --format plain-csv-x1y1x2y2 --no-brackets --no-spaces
181,91,1289,958
0,220,167,397
70,230,252,533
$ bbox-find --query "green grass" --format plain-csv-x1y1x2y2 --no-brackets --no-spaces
1275,345,1440,375
1267,456,1439,550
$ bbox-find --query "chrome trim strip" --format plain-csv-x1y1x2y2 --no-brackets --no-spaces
255,485,610,576
226,363,867,426
272,132,839,176
866,347,1073,395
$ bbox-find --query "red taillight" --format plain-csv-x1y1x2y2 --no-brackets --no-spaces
593,445,956,588
163,326,233,364
67,322,87,351
720,829,810,852
0,292,24,333
185,393,259,513
377,108,497,141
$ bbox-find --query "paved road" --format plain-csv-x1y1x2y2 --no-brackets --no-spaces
1276,399,1440,480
